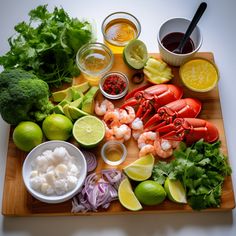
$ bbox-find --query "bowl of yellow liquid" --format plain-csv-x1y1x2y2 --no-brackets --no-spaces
101,141,127,166
102,12,141,53
76,42,114,86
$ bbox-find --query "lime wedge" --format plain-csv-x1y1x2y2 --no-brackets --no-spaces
123,39,148,69
179,58,219,92
118,178,142,211
73,116,105,148
123,154,155,181
164,178,187,203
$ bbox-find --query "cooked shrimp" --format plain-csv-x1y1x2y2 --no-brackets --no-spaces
103,109,120,127
138,131,157,149
132,130,143,140
131,117,143,130
119,106,135,124
103,122,114,140
95,99,114,116
131,117,143,140
169,140,180,149
139,144,155,157
113,124,131,141
154,139,173,159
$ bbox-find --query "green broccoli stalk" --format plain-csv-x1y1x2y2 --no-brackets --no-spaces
0,69,54,125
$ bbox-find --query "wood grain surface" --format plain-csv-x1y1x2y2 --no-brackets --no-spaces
2,52,235,216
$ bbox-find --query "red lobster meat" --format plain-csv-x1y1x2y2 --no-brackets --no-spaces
157,118,219,143
144,98,202,131
121,84,183,120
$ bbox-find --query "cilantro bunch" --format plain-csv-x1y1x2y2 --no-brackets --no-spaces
152,140,232,210
0,5,95,87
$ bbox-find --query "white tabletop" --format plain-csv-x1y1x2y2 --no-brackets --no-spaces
1,0,236,235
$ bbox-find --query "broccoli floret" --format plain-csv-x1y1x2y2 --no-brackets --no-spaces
0,69,54,125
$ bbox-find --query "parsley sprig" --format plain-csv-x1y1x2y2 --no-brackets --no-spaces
0,5,94,87
152,140,231,210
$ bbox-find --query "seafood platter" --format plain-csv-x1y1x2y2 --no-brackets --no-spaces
0,5,235,216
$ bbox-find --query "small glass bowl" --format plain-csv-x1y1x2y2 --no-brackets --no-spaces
76,42,114,86
101,141,127,166
99,71,129,100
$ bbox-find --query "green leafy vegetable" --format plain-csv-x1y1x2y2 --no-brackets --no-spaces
0,69,54,125
0,5,95,87
152,139,231,210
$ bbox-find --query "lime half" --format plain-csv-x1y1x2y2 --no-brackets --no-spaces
123,39,148,69
118,178,142,211
123,154,155,181
164,178,187,203
73,116,105,148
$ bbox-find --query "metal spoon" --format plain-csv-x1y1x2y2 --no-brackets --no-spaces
173,2,207,54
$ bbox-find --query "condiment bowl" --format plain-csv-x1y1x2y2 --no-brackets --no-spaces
157,18,202,66
22,141,87,204
101,141,127,166
99,71,129,100
76,42,114,86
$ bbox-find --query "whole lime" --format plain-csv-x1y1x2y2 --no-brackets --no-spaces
13,121,43,152
42,114,73,141
134,180,166,206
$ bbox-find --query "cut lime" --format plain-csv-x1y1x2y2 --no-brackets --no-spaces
118,178,142,211
164,178,187,203
123,39,148,69
123,154,155,181
134,180,166,206
180,58,219,92
73,116,105,148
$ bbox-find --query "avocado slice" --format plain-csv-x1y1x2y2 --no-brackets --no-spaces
81,86,99,114
52,82,90,102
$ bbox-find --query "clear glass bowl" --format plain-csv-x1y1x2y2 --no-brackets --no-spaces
76,42,114,85
101,141,127,166
101,12,141,50
99,71,129,100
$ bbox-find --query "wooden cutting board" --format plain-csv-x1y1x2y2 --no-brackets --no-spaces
2,52,235,216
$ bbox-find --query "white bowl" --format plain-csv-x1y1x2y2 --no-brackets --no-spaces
157,18,202,66
22,141,87,204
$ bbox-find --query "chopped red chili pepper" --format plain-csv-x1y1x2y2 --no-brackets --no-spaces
102,74,127,95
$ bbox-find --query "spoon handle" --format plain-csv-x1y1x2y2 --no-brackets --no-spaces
178,2,207,52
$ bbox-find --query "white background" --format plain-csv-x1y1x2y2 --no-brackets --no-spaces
0,0,236,235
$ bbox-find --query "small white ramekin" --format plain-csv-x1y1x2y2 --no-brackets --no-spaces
157,18,203,67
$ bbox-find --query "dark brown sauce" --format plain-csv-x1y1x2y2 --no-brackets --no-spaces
161,32,195,54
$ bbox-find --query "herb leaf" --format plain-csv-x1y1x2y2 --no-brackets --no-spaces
152,139,232,210
0,5,95,87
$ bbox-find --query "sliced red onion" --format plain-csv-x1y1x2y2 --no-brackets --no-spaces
81,151,97,172
71,169,124,213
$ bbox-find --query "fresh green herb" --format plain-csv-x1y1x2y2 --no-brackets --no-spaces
0,5,95,87
152,139,231,210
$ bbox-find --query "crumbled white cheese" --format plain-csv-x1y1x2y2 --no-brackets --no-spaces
30,147,81,196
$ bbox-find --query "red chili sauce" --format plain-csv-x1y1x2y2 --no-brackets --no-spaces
102,74,127,95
